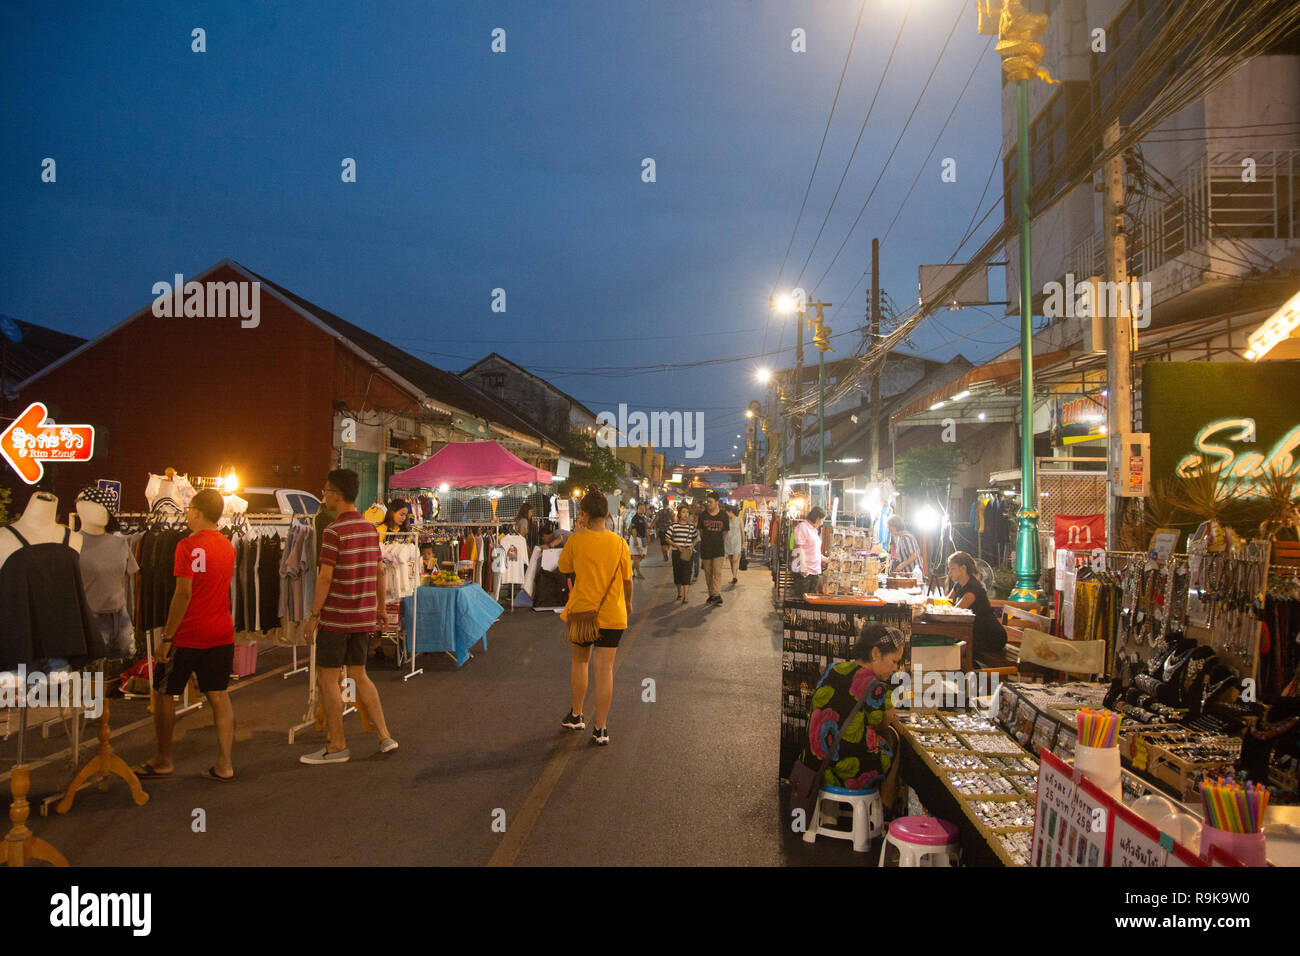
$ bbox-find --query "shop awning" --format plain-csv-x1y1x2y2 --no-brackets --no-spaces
389,440,552,488
733,484,777,499
889,350,1072,427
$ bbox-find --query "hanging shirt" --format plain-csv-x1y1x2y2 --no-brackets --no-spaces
498,533,529,585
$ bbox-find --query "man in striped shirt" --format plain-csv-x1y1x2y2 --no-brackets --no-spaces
301,468,398,764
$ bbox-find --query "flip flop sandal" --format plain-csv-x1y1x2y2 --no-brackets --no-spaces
200,766,235,783
134,763,173,779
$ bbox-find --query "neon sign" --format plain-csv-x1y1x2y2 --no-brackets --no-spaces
1,402,96,485
1175,418,1300,497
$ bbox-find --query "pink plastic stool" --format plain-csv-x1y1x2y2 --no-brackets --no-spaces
878,816,962,867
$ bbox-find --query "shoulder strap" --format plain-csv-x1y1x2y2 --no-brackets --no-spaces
4,525,30,547
594,564,621,613
62,527,71,545
808,675,872,784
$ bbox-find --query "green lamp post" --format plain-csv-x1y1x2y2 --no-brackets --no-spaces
979,0,1056,601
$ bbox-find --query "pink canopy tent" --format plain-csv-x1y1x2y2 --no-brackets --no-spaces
389,440,552,489
733,484,777,499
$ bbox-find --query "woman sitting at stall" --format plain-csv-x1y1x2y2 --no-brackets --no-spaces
799,624,905,806
946,550,1007,654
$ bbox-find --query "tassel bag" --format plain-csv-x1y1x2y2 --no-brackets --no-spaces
566,567,621,645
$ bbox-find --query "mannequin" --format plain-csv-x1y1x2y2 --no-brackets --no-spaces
0,491,103,670
0,492,83,566
75,488,139,660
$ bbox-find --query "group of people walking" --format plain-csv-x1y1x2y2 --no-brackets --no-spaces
657,493,745,604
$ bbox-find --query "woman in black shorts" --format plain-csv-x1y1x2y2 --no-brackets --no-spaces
557,487,633,746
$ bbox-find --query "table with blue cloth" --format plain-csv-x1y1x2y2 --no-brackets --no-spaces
399,583,502,668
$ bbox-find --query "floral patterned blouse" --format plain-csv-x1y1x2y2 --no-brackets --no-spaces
800,661,895,790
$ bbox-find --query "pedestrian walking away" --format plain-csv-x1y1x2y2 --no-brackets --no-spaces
653,506,672,561
697,492,729,605
628,502,649,578
666,505,699,603
558,486,633,746
136,489,238,782
301,468,398,764
723,504,744,584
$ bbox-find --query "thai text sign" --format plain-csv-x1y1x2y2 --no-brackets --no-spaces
1,402,95,484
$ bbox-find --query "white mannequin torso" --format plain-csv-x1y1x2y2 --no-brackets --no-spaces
0,493,83,571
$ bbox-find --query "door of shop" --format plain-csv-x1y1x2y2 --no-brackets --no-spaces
341,449,378,511
383,455,412,500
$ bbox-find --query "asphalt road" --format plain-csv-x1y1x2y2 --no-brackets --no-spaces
6,551,874,866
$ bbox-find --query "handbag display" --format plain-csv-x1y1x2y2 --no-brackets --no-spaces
566,566,621,645
789,695,869,823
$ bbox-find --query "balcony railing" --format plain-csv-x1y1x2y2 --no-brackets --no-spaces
1067,149,1298,284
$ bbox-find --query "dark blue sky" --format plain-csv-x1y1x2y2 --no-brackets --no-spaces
1,0,1013,464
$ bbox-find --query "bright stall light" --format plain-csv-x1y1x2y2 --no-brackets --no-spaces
978,412,987,421
929,401,946,411
438,483,449,493
915,505,941,533
756,368,772,384
223,472,239,493
952,390,971,401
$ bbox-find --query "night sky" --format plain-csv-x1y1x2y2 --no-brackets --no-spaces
1,0,1013,464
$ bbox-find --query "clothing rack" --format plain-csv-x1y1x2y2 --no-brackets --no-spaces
281,515,316,680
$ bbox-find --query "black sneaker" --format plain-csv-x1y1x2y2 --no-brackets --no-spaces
562,711,585,730
592,727,609,746
715,597,724,606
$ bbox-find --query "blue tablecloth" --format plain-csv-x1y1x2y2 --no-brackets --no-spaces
399,583,501,667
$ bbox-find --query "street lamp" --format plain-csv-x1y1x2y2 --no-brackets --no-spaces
979,0,1053,602
774,292,833,508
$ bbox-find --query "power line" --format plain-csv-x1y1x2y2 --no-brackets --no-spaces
808,0,968,297
788,4,913,288
880,37,994,248
762,0,869,362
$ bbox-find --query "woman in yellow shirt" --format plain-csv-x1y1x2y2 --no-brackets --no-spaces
557,486,632,746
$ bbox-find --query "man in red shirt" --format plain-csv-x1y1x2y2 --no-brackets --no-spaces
136,489,238,781
301,468,397,764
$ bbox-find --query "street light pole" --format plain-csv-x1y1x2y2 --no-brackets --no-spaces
981,0,1054,602
809,300,833,511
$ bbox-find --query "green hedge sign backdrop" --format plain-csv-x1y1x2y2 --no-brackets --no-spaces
1143,362,1300,494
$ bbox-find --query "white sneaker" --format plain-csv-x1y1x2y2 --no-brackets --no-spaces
379,737,399,753
300,747,350,765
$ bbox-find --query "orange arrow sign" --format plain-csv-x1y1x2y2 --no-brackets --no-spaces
1,402,96,485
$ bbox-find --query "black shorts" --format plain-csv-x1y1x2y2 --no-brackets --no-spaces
590,628,623,649
316,628,371,668
154,644,234,695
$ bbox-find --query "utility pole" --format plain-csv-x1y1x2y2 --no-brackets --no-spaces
1103,119,1134,549
870,237,882,480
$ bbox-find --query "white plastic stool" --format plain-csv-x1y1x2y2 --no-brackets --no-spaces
878,816,961,867
802,786,884,853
